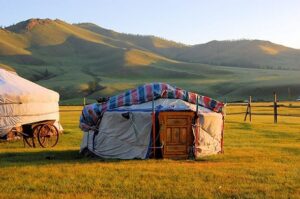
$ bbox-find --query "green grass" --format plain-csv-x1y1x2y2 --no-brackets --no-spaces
0,103,299,198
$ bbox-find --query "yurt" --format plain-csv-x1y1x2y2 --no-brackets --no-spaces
0,68,62,139
79,83,225,159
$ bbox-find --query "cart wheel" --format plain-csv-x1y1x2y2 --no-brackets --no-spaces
37,124,59,148
23,126,39,148
23,135,36,148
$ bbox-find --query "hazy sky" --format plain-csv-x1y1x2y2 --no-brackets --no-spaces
1,0,300,49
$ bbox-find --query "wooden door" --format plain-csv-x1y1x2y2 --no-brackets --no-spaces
158,112,194,159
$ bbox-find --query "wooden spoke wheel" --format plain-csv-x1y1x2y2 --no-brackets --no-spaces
37,124,59,148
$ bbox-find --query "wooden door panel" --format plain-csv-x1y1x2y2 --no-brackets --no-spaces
166,145,186,154
166,128,172,142
179,128,187,144
171,128,180,143
159,112,195,159
167,118,188,126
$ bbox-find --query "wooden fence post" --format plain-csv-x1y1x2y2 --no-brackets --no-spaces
288,87,292,107
274,92,278,123
249,96,252,122
244,96,252,122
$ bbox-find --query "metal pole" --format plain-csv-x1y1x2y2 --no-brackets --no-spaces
152,100,156,158
194,96,199,156
221,116,225,154
196,96,199,114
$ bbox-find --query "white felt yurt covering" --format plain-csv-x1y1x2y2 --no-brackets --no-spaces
0,69,61,137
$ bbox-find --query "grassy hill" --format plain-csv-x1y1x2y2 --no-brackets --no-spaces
76,23,187,58
1,18,300,103
176,40,300,70
77,23,300,70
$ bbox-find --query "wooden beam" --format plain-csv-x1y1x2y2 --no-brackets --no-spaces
274,92,278,124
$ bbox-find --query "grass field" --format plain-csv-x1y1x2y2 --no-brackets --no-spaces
0,103,299,198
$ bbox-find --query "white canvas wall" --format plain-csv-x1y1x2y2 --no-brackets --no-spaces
81,111,152,159
194,112,223,157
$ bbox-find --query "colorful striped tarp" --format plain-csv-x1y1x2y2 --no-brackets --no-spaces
79,83,224,131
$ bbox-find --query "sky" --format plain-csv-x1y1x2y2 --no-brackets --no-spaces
1,0,300,49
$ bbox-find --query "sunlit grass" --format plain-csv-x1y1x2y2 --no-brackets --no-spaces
0,103,299,198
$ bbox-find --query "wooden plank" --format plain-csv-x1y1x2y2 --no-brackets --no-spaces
167,118,188,126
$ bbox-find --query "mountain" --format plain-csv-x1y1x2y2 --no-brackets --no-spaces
0,19,194,101
76,23,187,58
1,18,300,103
76,23,300,70
176,40,300,70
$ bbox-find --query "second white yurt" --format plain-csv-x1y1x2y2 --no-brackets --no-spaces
0,68,62,139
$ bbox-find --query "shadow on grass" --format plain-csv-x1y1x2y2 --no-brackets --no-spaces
0,149,136,168
0,149,223,168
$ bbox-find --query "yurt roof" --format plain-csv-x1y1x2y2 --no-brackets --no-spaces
0,69,59,104
79,83,224,131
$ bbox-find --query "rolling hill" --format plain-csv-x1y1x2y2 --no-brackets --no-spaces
176,40,300,70
1,18,300,103
76,23,187,58
76,23,300,70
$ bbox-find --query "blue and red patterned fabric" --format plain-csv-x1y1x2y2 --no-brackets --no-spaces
79,83,224,131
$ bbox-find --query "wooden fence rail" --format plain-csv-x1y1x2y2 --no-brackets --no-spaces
226,93,300,123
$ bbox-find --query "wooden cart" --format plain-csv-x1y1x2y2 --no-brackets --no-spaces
9,120,59,148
